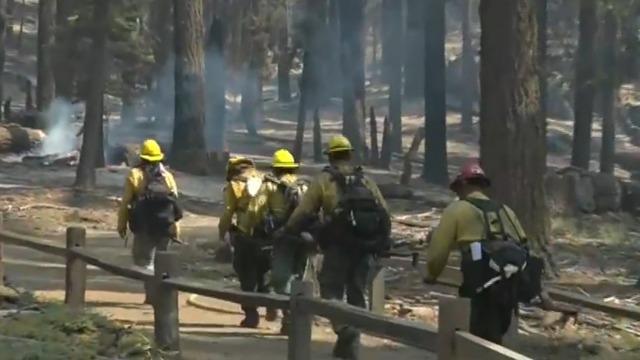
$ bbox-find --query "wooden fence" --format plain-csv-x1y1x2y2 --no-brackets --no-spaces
0,225,534,359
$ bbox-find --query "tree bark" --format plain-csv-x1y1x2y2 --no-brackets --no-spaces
294,51,310,160
537,0,548,125
313,108,322,162
239,0,263,138
479,0,550,256
37,0,56,113
0,0,6,121
571,0,598,170
327,0,341,97
404,0,425,99
277,20,291,102
422,0,448,185
369,106,378,164
385,0,403,153
599,7,618,174
205,14,226,153
339,0,365,159
120,69,137,124
171,0,208,172
461,0,475,132
54,0,77,100
75,0,109,190
149,0,173,124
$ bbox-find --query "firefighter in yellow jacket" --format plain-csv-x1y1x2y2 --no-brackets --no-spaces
281,135,391,360
218,157,273,328
425,161,529,344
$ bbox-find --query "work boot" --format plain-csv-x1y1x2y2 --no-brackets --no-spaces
265,307,278,322
332,328,360,359
240,309,260,328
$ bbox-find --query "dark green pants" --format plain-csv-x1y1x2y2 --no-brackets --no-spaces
319,245,374,358
132,232,170,302
271,242,308,295
232,240,271,316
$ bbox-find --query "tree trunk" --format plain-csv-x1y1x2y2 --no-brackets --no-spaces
385,0,403,153
294,51,310,160
327,0,341,97
537,0,548,125
149,0,173,124
277,20,291,102
339,0,365,159
479,0,550,257
75,0,109,190
205,15,226,153
461,0,475,132
120,69,137,124
571,0,598,170
239,1,263,138
422,0,448,185
369,106,378,164
54,0,77,100
404,0,425,99
171,0,208,173
37,0,56,113
599,7,618,175
0,0,6,121
313,107,322,162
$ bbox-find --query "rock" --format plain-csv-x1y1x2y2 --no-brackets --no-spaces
0,285,20,304
590,173,622,212
546,168,596,214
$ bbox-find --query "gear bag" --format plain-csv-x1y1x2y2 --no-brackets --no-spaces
459,198,541,304
130,165,182,236
263,175,310,236
323,166,391,254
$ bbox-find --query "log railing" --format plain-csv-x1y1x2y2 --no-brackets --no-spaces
0,224,532,359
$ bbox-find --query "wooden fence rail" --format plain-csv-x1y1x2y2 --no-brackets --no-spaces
0,226,532,359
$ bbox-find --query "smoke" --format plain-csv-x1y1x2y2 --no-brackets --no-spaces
41,98,79,155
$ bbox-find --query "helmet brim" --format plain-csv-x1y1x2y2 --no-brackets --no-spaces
272,163,299,169
324,147,354,155
140,153,164,162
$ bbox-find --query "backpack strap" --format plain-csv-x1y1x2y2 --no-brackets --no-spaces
464,197,508,242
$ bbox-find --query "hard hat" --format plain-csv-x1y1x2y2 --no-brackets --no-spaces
139,139,164,162
450,159,490,190
272,149,299,168
325,135,353,154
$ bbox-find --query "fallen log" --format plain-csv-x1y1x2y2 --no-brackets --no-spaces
0,123,45,153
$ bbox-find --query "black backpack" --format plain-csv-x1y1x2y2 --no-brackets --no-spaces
325,166,391,254
130,166,182,236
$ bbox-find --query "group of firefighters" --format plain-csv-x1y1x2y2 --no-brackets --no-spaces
116,136,542,359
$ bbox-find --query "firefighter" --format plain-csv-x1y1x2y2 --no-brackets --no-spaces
218,157,274,328
279,135,391,359
424,160,529,344
263,149,313,335
117,139,182,302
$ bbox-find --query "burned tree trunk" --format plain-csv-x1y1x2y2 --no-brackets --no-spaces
171,0,208,173
369,107,379,165
537,0,548,125
385,0,403,153
75,0,109,190
206,15,226,153
37,0,56,113
54,0,78,100
293,52,310,160
277,21,292,103
380,116,392,168
571,0,598,170
479,0,550,257
0,0,6,121
461,0,475,132
149,0,173,124
404,0,425,99
422,0,448,185
327,0,341,97
313,108,322,162
339,0,365,159
600,7,618,175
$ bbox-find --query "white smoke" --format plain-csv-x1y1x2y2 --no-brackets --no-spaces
41,98,78,155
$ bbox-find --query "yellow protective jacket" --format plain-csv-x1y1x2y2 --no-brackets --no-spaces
218,168,269,239
284,161,389,233
425,191,527,282
117,165,179,236
263,173,299,225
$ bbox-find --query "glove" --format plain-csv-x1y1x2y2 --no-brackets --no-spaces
118,225,127,239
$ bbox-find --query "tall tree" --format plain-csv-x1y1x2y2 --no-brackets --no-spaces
149,0,173,124
599,5,618,174
205,14,226,153
277,2,291,103
75,0,109,190
171,0,207,171
571,0,598,170
537,0,548,125
423,0,448,185
404,0,425,99
37,0,56,112
54,0,77,100
0,0,6,121
339,0,365,158
479,0,550,254
383,0,403,152
460,0,475,132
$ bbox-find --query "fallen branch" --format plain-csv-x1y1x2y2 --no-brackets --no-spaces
392,218,432,228
16,203,76,212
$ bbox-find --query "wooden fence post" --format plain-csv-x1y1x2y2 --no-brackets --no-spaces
438,297,470,360
368,266,385,315
64,227,87,310
288,280,313,360
0,212,4,286
153,251,181,356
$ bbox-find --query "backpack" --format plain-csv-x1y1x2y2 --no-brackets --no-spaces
324,166,391,254
130,165,182,236
262,175,309,235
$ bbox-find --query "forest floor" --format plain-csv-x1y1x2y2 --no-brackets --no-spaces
0,1,639,358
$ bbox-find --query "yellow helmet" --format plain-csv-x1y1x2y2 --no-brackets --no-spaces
325,135,353,154
139,139,164,162
272,149,299,168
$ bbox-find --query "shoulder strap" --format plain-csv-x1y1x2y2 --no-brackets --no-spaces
464,198,507,241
